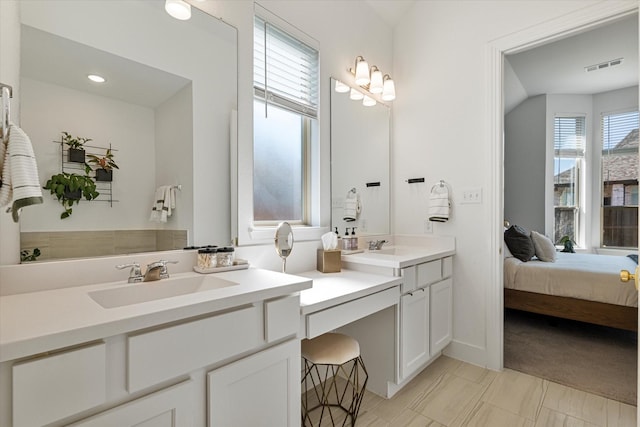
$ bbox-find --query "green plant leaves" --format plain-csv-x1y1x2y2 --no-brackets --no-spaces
43,172,99,219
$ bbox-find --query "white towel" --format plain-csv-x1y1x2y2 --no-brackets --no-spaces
428,183,450,222
0,124,43,222
149,185,176,223
343,189,361,222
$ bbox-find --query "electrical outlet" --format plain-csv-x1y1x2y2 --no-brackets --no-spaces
332,197,344,208
424,219,433,234
461,187,482,204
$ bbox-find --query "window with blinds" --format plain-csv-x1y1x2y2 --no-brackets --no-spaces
601,110,639,248
553,116,586,245
253,16,318,118
252,15,318,224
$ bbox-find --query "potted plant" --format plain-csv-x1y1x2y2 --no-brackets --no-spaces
87,148,119,182
43,172,99,219
557,235,576,253
62,131,92,163
20,248,41,263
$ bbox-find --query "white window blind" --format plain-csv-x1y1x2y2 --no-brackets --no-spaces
254,16,318,119
554,116,586,157
602,110,638,150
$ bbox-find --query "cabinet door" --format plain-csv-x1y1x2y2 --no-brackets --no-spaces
208,339,300,427
430,278,453,355
69,380,194,427
400,288,429,381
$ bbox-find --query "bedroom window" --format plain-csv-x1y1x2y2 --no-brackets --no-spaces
253,15,318,225
553,116,585,246
601,110,639,248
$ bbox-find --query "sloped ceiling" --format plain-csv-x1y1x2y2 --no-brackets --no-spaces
505,14,638,113
364,0,415,27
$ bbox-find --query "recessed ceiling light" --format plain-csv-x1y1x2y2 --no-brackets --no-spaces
87,74,106,83
165,0,191,20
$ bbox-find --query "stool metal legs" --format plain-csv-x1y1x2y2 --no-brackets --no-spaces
301,355,368,426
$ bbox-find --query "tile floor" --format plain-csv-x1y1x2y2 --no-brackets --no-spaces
305,355,637,427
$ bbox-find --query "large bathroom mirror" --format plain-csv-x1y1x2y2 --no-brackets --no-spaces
330,78,390,237
15,1,237,263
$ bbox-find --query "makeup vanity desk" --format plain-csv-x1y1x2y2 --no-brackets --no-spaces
298,242,454,398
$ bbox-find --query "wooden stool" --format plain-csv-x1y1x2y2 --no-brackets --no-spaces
301,333,368,426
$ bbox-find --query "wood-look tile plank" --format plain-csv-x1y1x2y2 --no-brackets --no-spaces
389,408,445,426
606,398,637,427
542,381,607,426
411,373,484,426
534,407,601,427
481,369,546,421
463,401,534,427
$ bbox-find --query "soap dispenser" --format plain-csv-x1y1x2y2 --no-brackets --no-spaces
343,228,351,250
335,227,342,250
351,227,358,251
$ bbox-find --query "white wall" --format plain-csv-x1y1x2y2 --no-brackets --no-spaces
504,95,546,233
391,0,629,367
19,78,157,231
0,0,21,265
155,84,194,237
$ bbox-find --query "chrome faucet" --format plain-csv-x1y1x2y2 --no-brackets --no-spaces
116,260,178,283
143,260,179,282
116,262,143,283
368,240,388,250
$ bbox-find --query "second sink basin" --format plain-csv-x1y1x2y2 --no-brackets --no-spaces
89,275,239,308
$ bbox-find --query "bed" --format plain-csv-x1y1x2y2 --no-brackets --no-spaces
504,252,638,331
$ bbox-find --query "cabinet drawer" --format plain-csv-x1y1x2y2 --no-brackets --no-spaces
128,305,262,392
69,379,194,427
442,256,453,279
306,286,400,339
13,342,106,427
417,259,441,287
265,294,300,342
401,265,417,294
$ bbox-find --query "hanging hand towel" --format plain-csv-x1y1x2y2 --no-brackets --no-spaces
149,185,176,223
343,188,361,222
0,124,43,222
428,182,450,223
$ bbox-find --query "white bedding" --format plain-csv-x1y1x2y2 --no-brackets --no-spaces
504,252,638,308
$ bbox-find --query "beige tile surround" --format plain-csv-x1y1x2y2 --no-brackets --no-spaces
307,356,637,427
21,230,188,261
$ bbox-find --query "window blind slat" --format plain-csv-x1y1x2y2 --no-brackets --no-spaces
254,16,318,117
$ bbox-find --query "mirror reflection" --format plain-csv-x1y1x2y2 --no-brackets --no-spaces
330,78,390,238
16,0,237,263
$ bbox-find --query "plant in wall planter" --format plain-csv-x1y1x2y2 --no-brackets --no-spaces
43,172,99,219
20,248,41,263
62,131,92,163
87,148,119,182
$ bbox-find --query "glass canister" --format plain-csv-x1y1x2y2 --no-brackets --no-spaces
197,247,218,269
217,246,235,267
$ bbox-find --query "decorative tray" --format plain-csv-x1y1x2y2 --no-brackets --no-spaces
193,260,249,274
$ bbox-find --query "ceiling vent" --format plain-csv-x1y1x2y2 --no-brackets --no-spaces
585,58,623,72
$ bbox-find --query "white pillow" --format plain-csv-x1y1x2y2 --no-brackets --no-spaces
531,231,556,262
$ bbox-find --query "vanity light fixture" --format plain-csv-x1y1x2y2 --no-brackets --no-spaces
87,74,106,83
381,74,396,101
354,56,370,86
369,66,383,94
348,56,396,102
165,0,191,20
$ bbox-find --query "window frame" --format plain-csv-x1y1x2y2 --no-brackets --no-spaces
233,5,326,246
599,108,639,249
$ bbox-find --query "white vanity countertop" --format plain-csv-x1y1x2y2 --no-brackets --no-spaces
0,268,311,362
342,242,455,269
299,270,402,315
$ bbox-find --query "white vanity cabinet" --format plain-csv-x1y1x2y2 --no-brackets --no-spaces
2,293,302,427
399,256,452,381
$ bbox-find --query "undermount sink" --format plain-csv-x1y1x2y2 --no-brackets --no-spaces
89,275,239,308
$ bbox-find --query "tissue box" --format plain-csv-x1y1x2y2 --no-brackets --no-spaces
317,249,341,273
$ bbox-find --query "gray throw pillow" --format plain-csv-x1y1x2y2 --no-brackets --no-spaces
504,225,535,262
531,231,557,262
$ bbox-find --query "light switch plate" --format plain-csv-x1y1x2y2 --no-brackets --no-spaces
461,188,482,204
